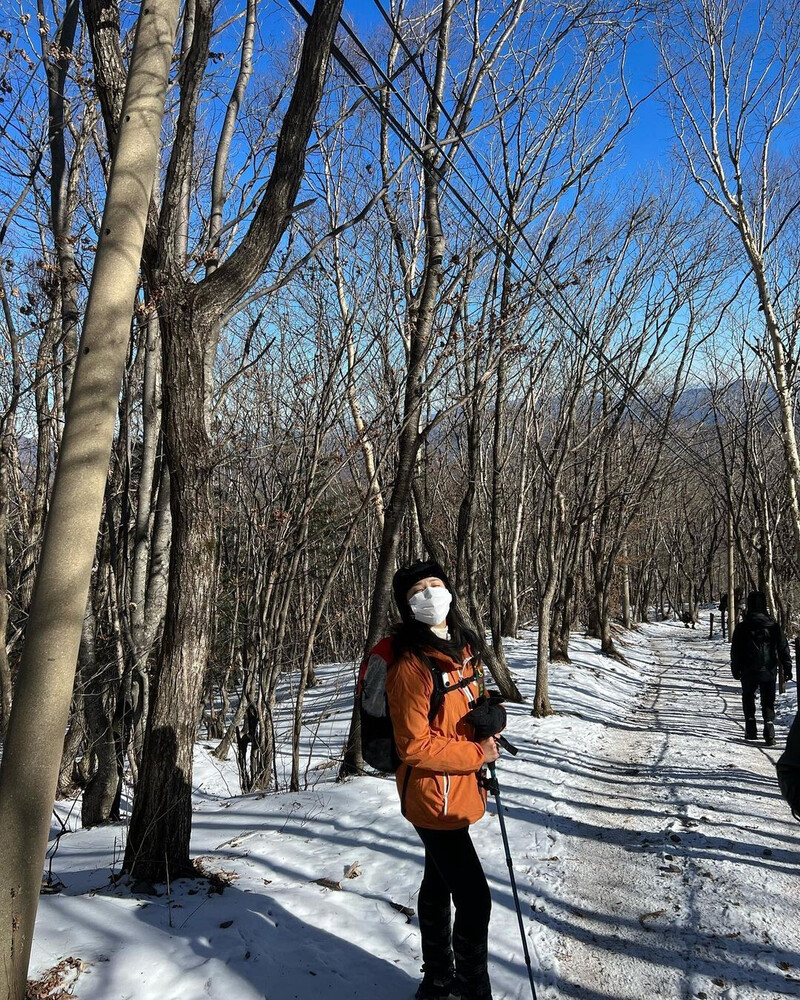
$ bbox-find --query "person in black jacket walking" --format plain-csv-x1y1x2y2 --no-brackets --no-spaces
731,591,793,746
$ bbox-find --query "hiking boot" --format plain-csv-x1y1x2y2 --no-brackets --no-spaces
416,896,454,996
764,722,776,746
745,717,757,740
415,974,460,999
453,928,491,1000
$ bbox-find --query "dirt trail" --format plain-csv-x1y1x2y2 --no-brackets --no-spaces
535,620,799,1000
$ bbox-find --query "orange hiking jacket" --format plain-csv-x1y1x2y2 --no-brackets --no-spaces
385,645,486,830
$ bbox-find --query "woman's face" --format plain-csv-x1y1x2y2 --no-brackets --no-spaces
406,576,445,602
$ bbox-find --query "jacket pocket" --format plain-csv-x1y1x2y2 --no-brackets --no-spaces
405,769,446,823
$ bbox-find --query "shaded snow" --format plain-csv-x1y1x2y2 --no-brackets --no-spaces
32,617,799,999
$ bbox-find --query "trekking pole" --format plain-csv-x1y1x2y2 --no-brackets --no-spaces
487,758,539,1000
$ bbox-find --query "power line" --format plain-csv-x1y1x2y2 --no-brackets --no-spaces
352,3,798,506
367,1,800,483
366,0,716,438
289,0,717,475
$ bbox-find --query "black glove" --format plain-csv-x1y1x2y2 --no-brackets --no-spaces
464,692,506,740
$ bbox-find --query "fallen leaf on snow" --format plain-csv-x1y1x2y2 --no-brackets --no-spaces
638,909,667,929
313,878,342,890
26,957,84,1000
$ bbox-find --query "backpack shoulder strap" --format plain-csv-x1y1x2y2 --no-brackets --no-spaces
419,653,473,723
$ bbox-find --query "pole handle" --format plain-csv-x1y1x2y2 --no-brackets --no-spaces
497,734,518,755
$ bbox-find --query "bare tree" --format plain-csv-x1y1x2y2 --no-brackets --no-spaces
659,0,800,559
123,0,344,882
0,0,183,992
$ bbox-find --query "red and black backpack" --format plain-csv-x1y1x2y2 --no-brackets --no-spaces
356,637,473,773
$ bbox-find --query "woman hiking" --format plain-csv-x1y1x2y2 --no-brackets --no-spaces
386,559,504,1000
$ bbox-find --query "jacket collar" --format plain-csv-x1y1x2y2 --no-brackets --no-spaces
423,644,473,671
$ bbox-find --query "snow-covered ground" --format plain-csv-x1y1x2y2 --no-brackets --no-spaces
33,616,799,1000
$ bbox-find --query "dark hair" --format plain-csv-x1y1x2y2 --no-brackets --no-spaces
746,591,768,615
390,559,478,661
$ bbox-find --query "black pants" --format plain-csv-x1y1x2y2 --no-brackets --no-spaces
414,825,492,1000
741,677,776,723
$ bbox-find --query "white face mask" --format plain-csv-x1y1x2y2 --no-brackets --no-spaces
409,586,452,625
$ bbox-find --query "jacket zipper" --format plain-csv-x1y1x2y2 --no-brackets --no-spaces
443,774,450,816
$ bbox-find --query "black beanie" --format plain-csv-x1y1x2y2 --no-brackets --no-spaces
746,591,767,615
392,560,450,622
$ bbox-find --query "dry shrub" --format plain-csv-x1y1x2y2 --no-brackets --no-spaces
26,957,84,1000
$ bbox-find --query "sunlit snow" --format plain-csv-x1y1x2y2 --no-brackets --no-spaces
37,615,799,999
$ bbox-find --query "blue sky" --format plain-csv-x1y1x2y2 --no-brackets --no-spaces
335,0,676,172
342,0,383,27
623,33,676,169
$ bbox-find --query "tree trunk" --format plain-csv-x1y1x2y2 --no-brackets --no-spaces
727,511,736,640
339,1,453,778
506,391,533,639
17,318,57,612
0,435,12,739
290,485,370,791
0,142,23,742
130,308,164,661
81,604,121,828
532,585,555,717
56,690,88,798
744,249,800,567
39,0,82,405
489,351,507,663
0,1,182,992
213,663,246,762
123,305,216,877
620,541,632,629
124,0,344,876
549,573,575,663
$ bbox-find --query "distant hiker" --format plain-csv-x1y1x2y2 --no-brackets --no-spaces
385,560,503,1000
730,591,793,746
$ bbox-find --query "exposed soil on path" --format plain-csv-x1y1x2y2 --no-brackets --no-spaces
533,620,799,1000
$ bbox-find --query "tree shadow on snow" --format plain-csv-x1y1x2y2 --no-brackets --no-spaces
522,882,800,1000
44,870,417,1000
